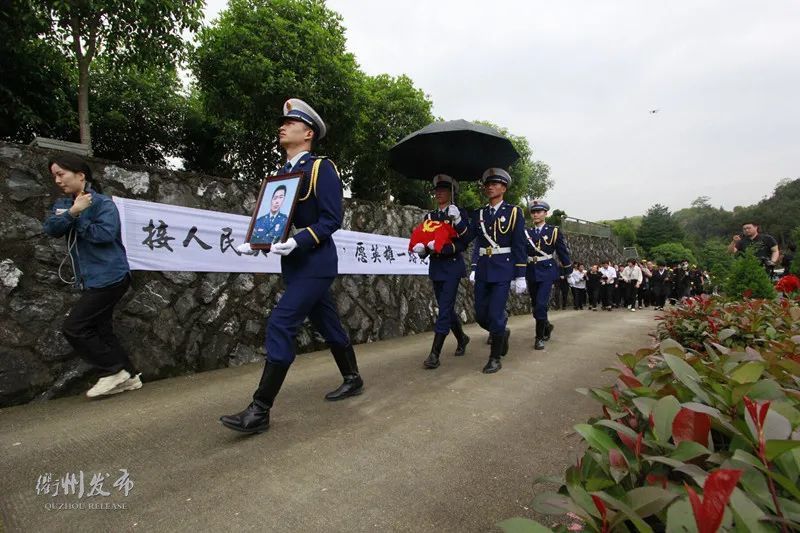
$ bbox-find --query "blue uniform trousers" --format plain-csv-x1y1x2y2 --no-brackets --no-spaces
432,277,461,335
526,276,553,321
474,280,511,335
265,277,349,366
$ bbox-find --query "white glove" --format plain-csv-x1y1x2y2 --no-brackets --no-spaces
236,242,253,254
426,240,436,251
514,277,527,295
447,204,461,224
469,271,476,284
412,243,425,254
271,238,298,256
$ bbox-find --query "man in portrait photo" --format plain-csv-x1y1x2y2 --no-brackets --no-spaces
251,184,289,245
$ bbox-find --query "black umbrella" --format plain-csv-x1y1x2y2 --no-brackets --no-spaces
388,119,520,181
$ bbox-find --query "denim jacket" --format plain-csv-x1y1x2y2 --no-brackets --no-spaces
43,188,130,289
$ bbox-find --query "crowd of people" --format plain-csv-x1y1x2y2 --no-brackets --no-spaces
553,259,711,312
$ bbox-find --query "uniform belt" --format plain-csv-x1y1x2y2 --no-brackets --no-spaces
479,247,511,256
527,254,553,263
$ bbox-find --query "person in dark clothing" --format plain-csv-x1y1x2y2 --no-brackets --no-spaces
553,266,570,310
43,154,141,398
586,264,603,311
728,222,779,274
650,263,671,310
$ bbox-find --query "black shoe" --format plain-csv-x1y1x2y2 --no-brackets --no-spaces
451,321,470,356
327,344,364,401
482,357,502,373
501,328,510,357
454,334,470,356
220,400,271,433
534,338,545,350
543,322,554,342
424,332,447,369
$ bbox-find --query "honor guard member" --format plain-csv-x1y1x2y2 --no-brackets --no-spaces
412,174,471,369
468,168,527,373
251,185,289,245
221,98,363,433
525,200,573,350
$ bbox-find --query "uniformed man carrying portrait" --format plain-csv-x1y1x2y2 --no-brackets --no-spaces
412,174,471,369
468,168,527,373
221,98,363,434
525,200,572,350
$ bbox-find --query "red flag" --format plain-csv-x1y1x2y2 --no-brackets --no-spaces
409,220,458,254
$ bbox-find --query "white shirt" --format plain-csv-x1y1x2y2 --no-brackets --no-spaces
599,265,617,284
622,265,643,283
568,270,587,289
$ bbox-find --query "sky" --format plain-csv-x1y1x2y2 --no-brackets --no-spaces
203,0,800,220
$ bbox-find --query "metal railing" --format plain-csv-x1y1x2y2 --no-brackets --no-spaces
560,216,627,253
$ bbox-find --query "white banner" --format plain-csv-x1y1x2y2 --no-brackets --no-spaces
113,197,429,275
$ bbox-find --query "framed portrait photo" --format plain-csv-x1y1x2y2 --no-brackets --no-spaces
245,172,303,250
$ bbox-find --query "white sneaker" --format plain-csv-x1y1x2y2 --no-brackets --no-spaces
107,374,143,395
630,307,636,312
86,370,131,398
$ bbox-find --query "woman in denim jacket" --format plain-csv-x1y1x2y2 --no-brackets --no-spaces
43,154,141,398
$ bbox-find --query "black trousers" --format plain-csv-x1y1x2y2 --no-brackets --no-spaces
652,285,667,307
63,274,137,377
625,280,639,307
587,284,600,307
554,279,570,308
571,287,586,309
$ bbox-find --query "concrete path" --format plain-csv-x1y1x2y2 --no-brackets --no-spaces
1,308,658,533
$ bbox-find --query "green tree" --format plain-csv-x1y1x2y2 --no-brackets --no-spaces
32,0,203,148
724,249,776,299
649,242,697,265
348,74,434,205
189,0,362,184
637,204,684,253
697,239,734,281
0,3,76,142
546,209,567,226
90,61,187,166
609,218,638,247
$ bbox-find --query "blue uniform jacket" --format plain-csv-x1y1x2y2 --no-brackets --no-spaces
251,211,289,244
423,207,470,281
469,201,527,283
524,224,573,283
282,154,342,282
42,188,130,289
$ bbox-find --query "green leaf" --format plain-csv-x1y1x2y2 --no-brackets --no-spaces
765,440,800,461
653,396,681,442
728,488,773,533
496,518,555,533
662,354,711,403
665,497,698,533
595,491,654,533
729,361,765,384
574,423,620,454
660,338,685,355
624,486,678,518
633,397,657,418
670,441,711,462
531,492,582,517
718,328,736,341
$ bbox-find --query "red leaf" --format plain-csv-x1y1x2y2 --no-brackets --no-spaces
591,494,609,533
672,408,711,447
685,483,706,533
618,366,643,388
743,396,759,428
648,413,655,430
757,402,770,427
634,432,643,458
609,448,627,468
700,470,742,533
617,430,636,452
647,474,668,488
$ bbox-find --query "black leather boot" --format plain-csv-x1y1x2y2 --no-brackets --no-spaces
220,362,289,433
501,328,511,357
326,344,364,401
543,321,554,341
424,332,447,369
534,321,546,350
451,321,470,356
482,333,504,373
